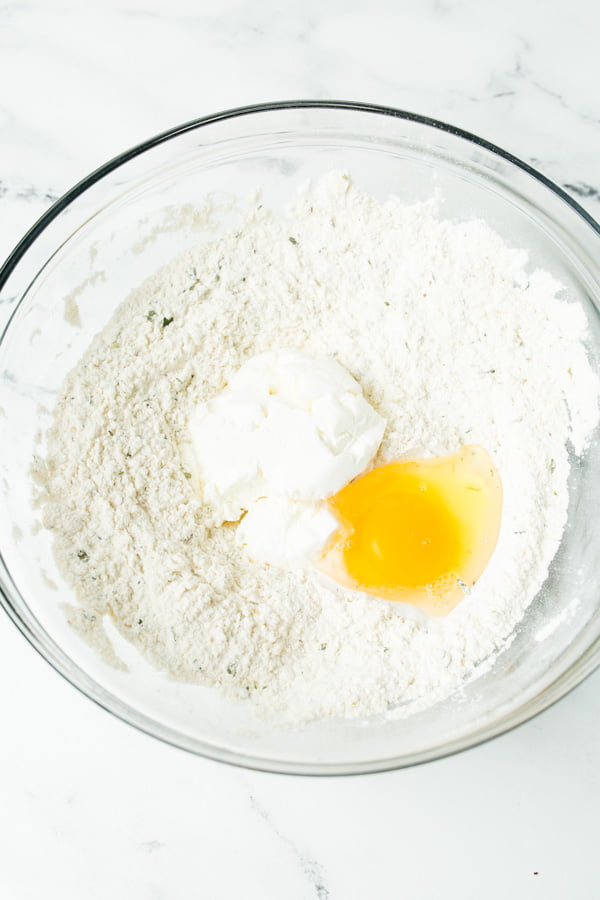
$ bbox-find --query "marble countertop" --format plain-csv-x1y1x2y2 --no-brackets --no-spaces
1,1,599,897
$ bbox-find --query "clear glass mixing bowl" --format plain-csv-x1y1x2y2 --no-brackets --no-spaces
1,101,600,775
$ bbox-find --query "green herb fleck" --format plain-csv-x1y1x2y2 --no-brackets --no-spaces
184,472,192,480
77,550,89,561
108,429,114,436
187,267,201,291
383,647,390,653
226,664,236,676
162,316,174,328
146,310,157,321
116,470,124,476
549,458,556,473
486,369,496,374
320,642,327,651
288,236,298,245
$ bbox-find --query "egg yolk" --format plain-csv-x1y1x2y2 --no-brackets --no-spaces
318,445,502,617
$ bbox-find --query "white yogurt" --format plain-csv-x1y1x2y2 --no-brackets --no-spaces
187,349,385,564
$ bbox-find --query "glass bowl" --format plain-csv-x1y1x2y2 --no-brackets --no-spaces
1,101,600,775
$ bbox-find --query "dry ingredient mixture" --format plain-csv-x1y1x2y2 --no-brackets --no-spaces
37,173,599,723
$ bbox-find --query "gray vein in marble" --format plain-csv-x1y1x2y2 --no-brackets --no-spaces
529,76,600,127
249,793,330,899
563,183,600,203
140,839,166,854
0,179,58,204
0,368,56,403
458,88,516,104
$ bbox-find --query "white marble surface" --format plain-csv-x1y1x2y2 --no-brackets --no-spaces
1,1,600,897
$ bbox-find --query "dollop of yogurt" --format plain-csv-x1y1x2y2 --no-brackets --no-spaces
186,349,386,567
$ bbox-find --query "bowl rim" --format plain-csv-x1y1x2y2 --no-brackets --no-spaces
1,99,600,775
2,98,600,291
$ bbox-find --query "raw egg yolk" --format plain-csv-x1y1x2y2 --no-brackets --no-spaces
318,445,502,617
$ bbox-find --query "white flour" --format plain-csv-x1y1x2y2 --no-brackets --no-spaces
38,173,599,723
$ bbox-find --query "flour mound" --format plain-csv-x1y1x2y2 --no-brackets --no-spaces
38,173,599,724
